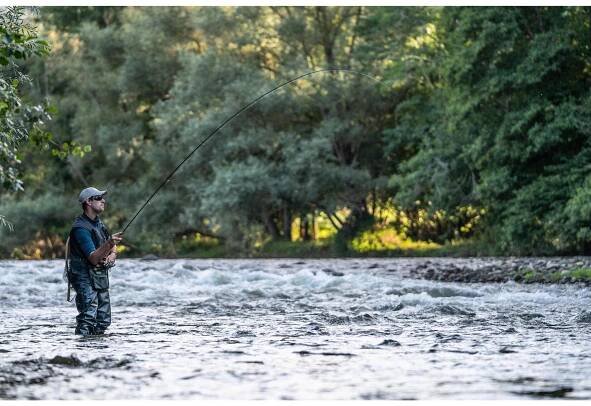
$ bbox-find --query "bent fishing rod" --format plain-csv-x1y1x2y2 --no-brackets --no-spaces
120,68,383,234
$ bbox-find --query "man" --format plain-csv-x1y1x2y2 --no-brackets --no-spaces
67,187,123,336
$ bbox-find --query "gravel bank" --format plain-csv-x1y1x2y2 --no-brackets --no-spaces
390,257,591,285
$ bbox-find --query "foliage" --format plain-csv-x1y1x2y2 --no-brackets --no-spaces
522,267,591,283
568,268,591,281
0,4,89,227
0,6,50,192
0,192,74,257
2,6,591,258
0,213,13,231
386,6,591,255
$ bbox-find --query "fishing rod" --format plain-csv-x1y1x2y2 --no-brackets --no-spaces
120,68,383,234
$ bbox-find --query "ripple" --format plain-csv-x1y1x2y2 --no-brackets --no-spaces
433,304,476,316
294,351,356,357
513,387,574,398
575,311,591,323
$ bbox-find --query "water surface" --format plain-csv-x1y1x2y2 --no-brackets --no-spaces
1,258,590,399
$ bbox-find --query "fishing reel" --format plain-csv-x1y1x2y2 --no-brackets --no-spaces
102,258,116,269
95,255,116,271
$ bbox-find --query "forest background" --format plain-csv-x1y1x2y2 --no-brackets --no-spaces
1,6,591,259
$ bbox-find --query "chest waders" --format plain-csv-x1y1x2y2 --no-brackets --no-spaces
67,215,114,335
64,220,112,302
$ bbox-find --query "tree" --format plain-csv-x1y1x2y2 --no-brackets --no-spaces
0,6,50,193
0,7,195,255
0,6,53,235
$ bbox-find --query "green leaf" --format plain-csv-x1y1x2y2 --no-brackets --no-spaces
46,104,58,115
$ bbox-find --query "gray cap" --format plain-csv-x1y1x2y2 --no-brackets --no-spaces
78,187,107,203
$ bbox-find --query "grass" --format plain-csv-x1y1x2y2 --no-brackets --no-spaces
252,235,494,258
118,226,497,259
166,234,229,258
349,227,439,253
566,267,591,281
17,220,585,260
521,268,591,284
523,270,538,282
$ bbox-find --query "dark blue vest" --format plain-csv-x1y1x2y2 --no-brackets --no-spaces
69,214,111,264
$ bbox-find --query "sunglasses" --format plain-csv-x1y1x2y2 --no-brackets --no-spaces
90,195,106,202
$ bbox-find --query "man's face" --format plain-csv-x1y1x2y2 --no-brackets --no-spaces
87,195,106,214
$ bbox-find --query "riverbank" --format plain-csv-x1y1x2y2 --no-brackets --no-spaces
397,257,591,285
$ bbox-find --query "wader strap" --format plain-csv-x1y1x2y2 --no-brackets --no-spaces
65,236,74,303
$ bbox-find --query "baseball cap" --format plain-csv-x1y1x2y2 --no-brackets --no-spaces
78,187,107,203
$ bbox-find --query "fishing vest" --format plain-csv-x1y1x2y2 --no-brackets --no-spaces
69,214,111,265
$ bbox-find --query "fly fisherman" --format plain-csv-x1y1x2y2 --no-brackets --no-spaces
66,187,123,336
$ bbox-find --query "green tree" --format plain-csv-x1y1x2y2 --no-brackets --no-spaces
1,7,195,255
147,7,397,251
389,7,591,253
0,6,50,193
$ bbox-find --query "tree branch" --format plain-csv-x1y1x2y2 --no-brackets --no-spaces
322,210,341,231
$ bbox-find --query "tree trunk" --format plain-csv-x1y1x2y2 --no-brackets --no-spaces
282,207,292,241
263,210,281,241
300,214,311,241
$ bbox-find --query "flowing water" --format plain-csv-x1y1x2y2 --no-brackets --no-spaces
1,258,591,400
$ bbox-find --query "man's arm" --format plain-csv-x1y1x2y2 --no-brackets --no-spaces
88,241,115,266
88,232,123,266
72,228,122,266
72,227,96,263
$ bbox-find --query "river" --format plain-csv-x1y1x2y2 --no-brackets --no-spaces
1,258,590,399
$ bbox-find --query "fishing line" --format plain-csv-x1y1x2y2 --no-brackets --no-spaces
121,68,383,234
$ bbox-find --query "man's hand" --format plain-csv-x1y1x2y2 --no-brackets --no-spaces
101,251,117,267
89,232,124,266
109,232,123,246
102,233,121,267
